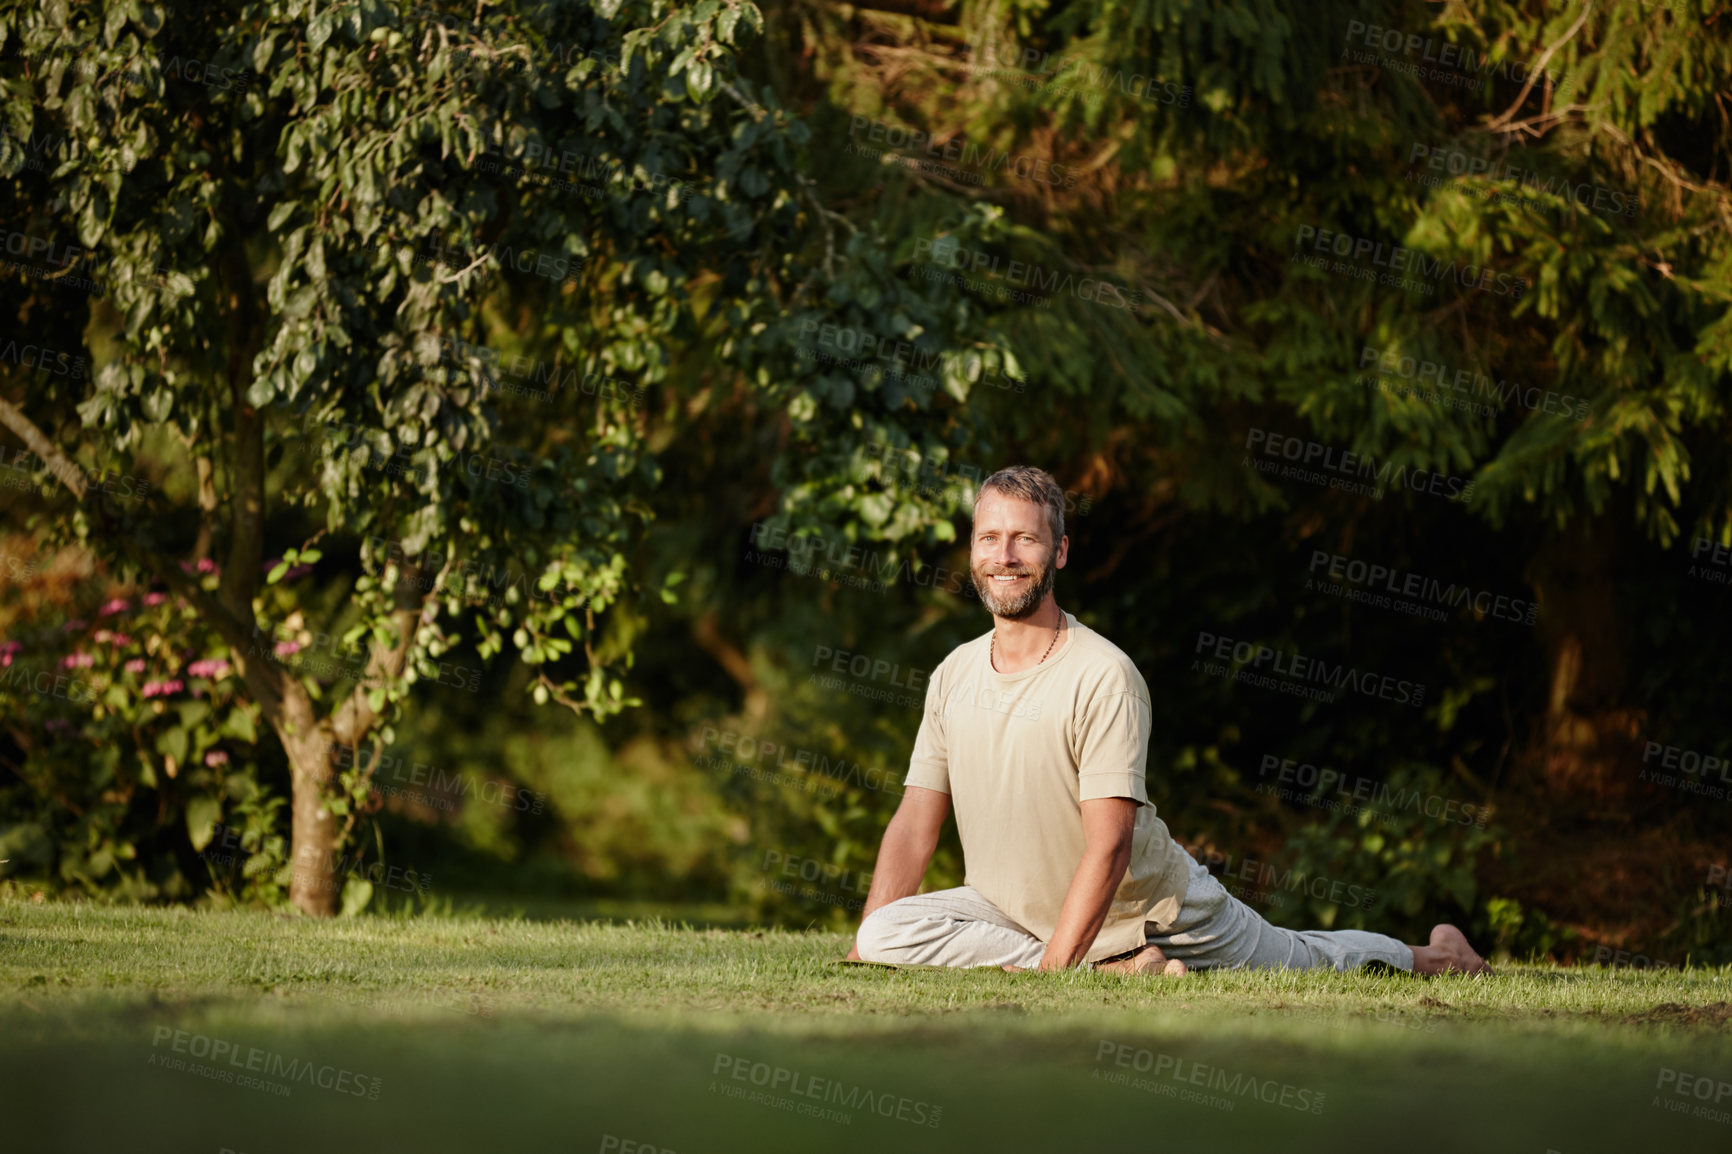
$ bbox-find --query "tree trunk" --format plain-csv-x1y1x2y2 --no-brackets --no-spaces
1527,513,1645,806
269,678,343,917
284,560,428,915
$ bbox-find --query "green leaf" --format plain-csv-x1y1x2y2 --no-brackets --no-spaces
155,726,188,765
339,876,374,917
220,708,257,743
686,60,712,100
308,13,334,50
186,795,222,851
267,201,295,231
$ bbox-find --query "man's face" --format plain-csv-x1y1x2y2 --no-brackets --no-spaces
970,491,1067,619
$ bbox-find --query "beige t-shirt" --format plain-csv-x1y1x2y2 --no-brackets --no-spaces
904,612,1189,963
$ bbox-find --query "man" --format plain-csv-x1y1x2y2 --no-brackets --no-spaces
845,465,1490,976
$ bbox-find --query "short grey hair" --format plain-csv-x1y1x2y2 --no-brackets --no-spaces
972,465,1065,545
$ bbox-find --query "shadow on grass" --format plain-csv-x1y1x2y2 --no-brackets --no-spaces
6,1001,1732,1153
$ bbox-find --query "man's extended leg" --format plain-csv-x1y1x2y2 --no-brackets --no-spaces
1146,848,1488,974
854,886,1050,969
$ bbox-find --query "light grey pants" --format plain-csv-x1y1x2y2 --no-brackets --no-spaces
855,846,1414,972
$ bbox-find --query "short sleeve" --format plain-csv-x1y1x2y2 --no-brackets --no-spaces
1075,690,1152,805
903,659,950,794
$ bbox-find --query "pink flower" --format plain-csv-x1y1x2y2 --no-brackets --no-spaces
204,750,230,767
60,652,94,668
99,598,131,616
195,558,218,574
61,618,89,632
187,658,231,678
94,630,132,646
125,658,146,673
45,719,71,733
284,564,314,581
0,640,19,667
144,593,167,607
274,640,303,657
141,678,184,698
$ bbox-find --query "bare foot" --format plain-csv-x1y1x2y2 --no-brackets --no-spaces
1410,924,1493,977
1095,943,1188,977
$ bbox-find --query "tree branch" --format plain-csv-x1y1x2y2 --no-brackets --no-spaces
693,609,768,721
1486,4,1594,132
328,561,432,745
833,0,963,26
0,396,89,499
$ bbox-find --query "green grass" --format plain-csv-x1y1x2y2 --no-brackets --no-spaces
5,897,1732,1153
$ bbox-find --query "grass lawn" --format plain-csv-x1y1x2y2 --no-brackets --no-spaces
4,897,1732,1153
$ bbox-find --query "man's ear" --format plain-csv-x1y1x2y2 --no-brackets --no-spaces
1055,534,1069,569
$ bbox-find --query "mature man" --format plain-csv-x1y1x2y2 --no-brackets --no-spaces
845,465,1489,976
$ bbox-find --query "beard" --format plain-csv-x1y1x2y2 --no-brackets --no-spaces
971,557,1055,619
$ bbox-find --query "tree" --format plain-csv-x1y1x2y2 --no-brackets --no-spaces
0,0,910,914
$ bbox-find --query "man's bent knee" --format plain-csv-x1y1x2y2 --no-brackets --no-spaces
854,905,902,963
854,900,922,963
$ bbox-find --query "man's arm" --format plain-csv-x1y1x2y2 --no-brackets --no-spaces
843,785,951,961
1032,797,1136,971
